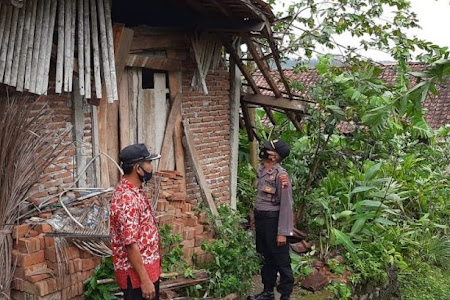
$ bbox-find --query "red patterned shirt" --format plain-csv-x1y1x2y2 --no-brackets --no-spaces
110,177,161,289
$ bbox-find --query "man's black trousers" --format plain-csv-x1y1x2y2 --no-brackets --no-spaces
254,210,294,297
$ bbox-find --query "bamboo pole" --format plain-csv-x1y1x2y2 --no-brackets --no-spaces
29,0,44,93
77,0,85,95
90,0,102,99
24,0,36,90
41,0,57,94
0,4,6,59
3,6,19,85
16,0,32,91
35,0,51,94
0,5,13,82
68,0,75,91
104,0,118,101
55,0,64,93
96,0,113,102
83,0,91,98
9,0,25,87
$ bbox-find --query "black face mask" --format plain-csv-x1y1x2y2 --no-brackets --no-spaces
138,166,153,182
259,147,270,159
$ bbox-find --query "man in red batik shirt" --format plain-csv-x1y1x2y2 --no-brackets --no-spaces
110,143,161,300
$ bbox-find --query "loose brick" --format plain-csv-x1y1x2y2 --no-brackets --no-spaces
13,224,31,240
35,223,53,233
12,250,45,267
44,246,57,263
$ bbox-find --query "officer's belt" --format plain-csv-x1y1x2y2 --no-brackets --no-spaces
254,209,279,218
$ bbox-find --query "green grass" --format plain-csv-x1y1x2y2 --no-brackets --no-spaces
398,263,450,300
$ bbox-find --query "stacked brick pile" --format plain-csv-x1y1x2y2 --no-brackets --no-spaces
151,171,214,265
10,221,100,300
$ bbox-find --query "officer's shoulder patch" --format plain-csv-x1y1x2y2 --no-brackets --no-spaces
279,173,289,189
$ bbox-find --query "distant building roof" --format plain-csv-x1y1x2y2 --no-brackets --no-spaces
252,63,450,129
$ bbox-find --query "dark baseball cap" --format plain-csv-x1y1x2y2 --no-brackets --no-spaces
263,139,290,159
119,143,161,165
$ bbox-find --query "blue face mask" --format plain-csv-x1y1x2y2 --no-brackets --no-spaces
138,166,153,182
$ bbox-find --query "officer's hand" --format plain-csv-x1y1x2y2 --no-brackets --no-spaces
141,278,155,299
277,235,286,246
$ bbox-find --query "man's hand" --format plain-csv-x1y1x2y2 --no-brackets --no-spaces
140,278,156,299
277,235,286,246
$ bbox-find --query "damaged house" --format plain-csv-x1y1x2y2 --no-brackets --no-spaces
0,0,308,299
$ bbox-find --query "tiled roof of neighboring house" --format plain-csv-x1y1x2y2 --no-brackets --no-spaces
252,63,450,129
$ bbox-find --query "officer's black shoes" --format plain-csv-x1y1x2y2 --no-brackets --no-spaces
247,291,275,300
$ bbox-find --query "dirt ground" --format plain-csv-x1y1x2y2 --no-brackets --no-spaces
245,276,335,300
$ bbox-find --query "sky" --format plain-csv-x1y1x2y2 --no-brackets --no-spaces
273,0,450,61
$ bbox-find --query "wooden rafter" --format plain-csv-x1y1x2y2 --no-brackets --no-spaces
242,93,306,112
126,54,181,71
244,35,282,98
241,101,255,141
210,0,231,17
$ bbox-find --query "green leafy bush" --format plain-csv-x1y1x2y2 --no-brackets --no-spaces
197,205,261,298
84,257,119,300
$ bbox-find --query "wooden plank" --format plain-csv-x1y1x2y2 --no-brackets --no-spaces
63,0,71,92
0,4,7,63
242,93,307,112
103,0,118,101
23,0,36,90
158,93,182,172
9,0,25,87
41,0,57,95
83,0,91,97
153,72,170,170
167,49,185,176
68,0,76,91
119,70,130,150
35,0,50,94
3,5,19,85
128,68,139,144
126,54,181,72
0,5,12,81
97,87,110,188
141,88,153,156
96,0,113,102
77,0,85,95
112,24,134,87
91,105,101,187
90,0,102,99
29,0,43,93
182,119,219,218
55,0,64,93
130,34,188,52
16,0,32,91
106,91,120,185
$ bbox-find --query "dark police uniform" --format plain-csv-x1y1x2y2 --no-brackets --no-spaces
254,163,294,299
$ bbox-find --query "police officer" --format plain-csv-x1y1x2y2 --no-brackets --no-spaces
248,140,294,300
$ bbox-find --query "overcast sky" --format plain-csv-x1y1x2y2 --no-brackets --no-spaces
273,0,450,61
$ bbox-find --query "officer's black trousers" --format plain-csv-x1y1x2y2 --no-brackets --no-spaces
254,210,294,297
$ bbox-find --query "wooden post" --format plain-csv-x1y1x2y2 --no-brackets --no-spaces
72,77,87,186
68,0,76,91
96,0,113,102
153,73,170,170
229,37,241,210
91,105,101,187
104,0,118,101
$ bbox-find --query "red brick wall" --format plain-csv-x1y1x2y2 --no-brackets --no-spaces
181,59,231,206
17,93,93,205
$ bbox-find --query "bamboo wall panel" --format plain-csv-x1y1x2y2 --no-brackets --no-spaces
0,0,118,101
